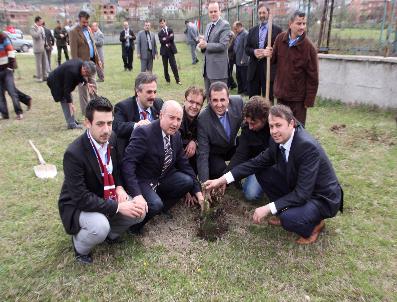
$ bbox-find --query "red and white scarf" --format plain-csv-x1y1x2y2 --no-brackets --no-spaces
88,132,117,201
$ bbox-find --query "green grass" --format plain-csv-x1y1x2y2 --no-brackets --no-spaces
0,44,396,301
332,28,384,40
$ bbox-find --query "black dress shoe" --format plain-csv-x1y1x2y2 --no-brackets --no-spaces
72,238,93,264
67,124,83,130
105,236,124,245
162,209,173,220
128,225,144,235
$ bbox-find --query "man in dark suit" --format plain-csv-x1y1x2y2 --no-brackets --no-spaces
197,1,231,97
204,105,343,244
113,72,163,154
158,18,181,85
43,22,54,71
58,97,147,264
227,96,271,201
120,21,136,71
47,59,96,129
122,100,204,232
197,81,244,183
232,21,249,95
245,3,282,99
53,20,69,66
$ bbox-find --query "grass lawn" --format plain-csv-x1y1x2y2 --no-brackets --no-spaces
0,44,396,301
331,28,384,40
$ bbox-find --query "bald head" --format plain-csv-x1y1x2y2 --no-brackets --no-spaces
160,100,183,136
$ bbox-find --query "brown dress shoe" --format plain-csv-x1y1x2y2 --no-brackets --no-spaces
296,220,325,244
268,216,281,226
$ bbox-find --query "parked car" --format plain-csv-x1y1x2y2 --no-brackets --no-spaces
4,31,32,52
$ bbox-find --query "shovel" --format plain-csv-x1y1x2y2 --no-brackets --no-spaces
28,140,57,179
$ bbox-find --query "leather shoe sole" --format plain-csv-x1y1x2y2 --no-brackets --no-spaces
268,216,281,226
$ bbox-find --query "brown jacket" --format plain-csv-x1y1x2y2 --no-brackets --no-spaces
69,25,100,66
272,31,319,107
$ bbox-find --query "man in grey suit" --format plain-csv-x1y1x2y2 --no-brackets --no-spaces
197,81,243,183
197,1,231,97
30,16,48,82
185,20,199,64
233,21,249,95
136,21,157,72
92,22,104,82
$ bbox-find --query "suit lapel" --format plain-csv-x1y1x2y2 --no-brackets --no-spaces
83,133,103,184
253,26,260,48
227,99,239,141
153,121,165,166
132,97,140,121
209,108,229,142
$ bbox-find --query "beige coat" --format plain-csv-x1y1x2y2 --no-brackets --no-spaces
30,24,45,53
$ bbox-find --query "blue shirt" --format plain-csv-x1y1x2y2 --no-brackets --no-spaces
82,27,94,58
288,34,301,47
137,102,153,121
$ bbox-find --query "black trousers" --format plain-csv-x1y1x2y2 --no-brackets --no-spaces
228,59,237,89
256,166,324,238
236,65,248,94
57,45,69,65
208,147,236,179
122,45,133,70
247,63,274,102
161,50,179,83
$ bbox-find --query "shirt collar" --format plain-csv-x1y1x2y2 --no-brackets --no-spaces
136,100,151,115
280,128,295,153
216,108,228,118
87,130,109,151
212,18,220,26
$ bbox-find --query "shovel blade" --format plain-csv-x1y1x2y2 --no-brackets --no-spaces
33,164,57,179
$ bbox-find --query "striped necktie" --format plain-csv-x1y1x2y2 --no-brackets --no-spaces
161,136,172,177
259,23,267,49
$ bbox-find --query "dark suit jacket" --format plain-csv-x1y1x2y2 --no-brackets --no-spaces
227,123,270,170
44,27,54,49
120,28,136,50
47,59,85,103
230,125,343,218
245,24,282,81
158,27,177,56
113,96,163,152
197,95,244,182
58,131,122,235
122,120,201,198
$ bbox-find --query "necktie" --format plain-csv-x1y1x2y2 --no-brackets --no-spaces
219,114,231,141
141,110,148,120
207,23,215,42
259,23,267,49
280,146,287,162
161,136,172,177
146,32,152,50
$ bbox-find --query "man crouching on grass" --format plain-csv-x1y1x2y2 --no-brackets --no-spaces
204,105,343,244
58,97,147,264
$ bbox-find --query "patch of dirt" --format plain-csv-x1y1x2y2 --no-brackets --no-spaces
330,124,346,134
197,207,228,242
140,195,256,251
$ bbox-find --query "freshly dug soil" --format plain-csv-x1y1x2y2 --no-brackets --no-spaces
197,207,228,242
